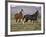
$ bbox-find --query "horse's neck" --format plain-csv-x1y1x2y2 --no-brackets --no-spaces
32,13,36,16
33,12,38,15
20,11,23,15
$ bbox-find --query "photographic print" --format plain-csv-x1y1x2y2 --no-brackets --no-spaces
6,1,45,35
11,4,41,31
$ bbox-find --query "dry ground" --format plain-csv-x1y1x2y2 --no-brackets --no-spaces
11,16,41,32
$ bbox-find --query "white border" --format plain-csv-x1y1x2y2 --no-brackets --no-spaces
8,2,43,35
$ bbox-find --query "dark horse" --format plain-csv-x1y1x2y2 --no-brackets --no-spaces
15,9,24,22
24,10,39,23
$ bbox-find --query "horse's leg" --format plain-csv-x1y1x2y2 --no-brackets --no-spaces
32,20,34,24
28,20,30,22
24,18,26,22
19,19,20,22
16,19,17,22
18,19,19,22
36,20,38,24
21,19,24,24
21,18,25,24
25,19,28,22
20,19,22,22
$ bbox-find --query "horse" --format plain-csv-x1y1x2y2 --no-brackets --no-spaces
15,9,24,22
24,10,39,23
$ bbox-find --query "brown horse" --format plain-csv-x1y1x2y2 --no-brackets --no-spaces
15,9,24,22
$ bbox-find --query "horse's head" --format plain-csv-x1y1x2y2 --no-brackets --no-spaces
19,9,23,15
35,10,39,16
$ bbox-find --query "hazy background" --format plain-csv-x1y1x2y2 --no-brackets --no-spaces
10,6,41,16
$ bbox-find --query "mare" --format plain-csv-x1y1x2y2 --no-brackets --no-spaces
15,9,24,22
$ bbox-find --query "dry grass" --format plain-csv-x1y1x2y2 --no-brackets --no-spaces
11,16,41,32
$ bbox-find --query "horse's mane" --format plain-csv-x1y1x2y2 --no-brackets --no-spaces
32,10,39,16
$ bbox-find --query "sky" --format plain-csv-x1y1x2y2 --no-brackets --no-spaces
10,6,41,16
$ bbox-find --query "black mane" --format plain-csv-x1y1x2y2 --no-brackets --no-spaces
24,10,39,22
